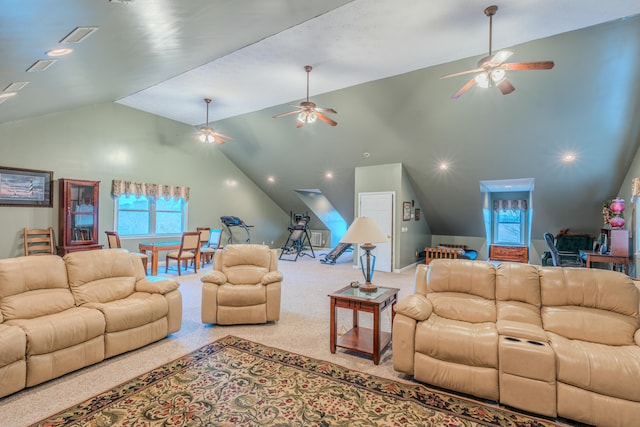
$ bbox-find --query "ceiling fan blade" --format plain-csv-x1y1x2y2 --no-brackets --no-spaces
440,67,485,79
451,77,477,99
273,110,302,119
487,50,513,66
213,135,226,144
215,132,234,140
316,113,338,126
497,78,515,95
315,107,337,114
501,61,555,71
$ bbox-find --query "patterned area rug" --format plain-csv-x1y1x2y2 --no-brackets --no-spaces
33,336,562,426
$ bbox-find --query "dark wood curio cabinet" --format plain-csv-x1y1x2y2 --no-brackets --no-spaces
57,179,103,255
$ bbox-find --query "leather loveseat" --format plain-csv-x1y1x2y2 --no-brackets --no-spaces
0,249,182,398
392,259,640,427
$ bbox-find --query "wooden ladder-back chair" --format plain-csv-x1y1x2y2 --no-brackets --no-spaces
105,230,149,274
196,227,215,268
166,231,201,275
23,227,55,256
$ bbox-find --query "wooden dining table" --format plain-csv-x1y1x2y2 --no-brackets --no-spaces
138,240,199,276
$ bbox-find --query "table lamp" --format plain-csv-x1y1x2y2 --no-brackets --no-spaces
340,216,389,292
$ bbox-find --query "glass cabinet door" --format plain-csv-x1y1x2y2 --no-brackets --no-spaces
70,183,96,242
58,178,101,255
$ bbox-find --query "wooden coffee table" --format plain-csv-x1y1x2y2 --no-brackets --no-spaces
329,285,399,365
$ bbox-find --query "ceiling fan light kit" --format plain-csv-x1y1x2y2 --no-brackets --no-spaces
441,5,554,99
197,98,233,144
273,65,337,128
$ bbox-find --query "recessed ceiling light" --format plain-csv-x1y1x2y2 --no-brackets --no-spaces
325,171,333,179
267,176,275,183
60,26,99,44
46,47,73,57
26,59,56,72
0,92,18,99
562,152,576,162
438,162,449,170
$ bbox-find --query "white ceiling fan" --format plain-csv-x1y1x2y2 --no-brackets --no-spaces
441,5,555,99
197,98,233,144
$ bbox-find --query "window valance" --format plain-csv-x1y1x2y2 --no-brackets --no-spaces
493,199,527,211
111,180,190,202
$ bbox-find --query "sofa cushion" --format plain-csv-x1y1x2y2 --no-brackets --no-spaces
220,245,271,285
84,293,168,333
496,263,541,306
6,307,105,355
540,267,638,317
427,259,496,300
0,324,26,366
429,292,496,323
549,332,640,402
415,314,498,368
540,267,639,345
0,255,74,320
217,284,266,307
65,250,137,304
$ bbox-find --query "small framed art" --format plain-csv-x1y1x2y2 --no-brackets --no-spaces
403,202,412,221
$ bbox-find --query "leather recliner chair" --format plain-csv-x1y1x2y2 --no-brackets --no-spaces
200,244,282,325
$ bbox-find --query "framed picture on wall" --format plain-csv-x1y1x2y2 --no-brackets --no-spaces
403,202,411,221
0,166,53,207
415,208,420,221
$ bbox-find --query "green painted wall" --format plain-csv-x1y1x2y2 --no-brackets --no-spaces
354,163,431,270
0,102,289,259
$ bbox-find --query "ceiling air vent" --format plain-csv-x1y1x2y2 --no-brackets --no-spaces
60,26,99,44
4,82,29,92
26,59,56,72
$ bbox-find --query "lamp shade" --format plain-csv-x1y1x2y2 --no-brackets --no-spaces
340,217,389,245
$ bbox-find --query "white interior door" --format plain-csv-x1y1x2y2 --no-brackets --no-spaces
358,192,394,273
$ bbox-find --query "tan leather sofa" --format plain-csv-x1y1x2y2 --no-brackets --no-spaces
201,244,282,325
0,249,182,398
393,259,640,427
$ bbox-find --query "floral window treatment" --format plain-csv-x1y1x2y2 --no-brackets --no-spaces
111,180,190,202
493,199,527,211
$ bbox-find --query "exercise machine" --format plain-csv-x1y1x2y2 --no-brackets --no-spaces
320,242,352,265
220,216,254,244
279,213,315,261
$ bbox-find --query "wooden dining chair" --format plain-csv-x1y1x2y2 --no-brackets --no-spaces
105,230,149,274
165,231,201,275
23,227,55,256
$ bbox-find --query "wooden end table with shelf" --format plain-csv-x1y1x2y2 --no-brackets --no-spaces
329,285,399,365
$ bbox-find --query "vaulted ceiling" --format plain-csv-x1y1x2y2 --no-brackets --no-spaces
1,1,640,238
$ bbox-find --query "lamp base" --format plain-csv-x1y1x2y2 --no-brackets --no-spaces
359,282,377,292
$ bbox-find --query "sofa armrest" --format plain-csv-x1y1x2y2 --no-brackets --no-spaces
261,270,283,285
497,320,548,342
635,329,640,347
201,271,227,285
135,276,180,294
395,294,432,321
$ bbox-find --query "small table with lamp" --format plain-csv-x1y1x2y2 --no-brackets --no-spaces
331,216,394,364
329,285,399,364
